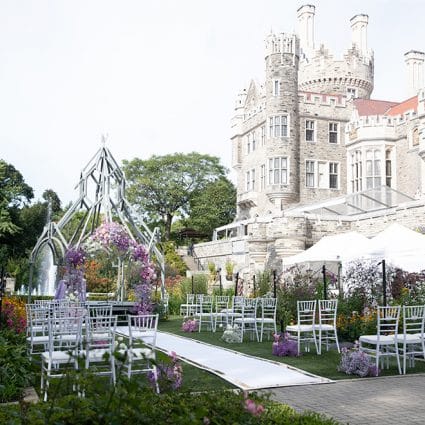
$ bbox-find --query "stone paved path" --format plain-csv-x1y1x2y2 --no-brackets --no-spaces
267,374,425,424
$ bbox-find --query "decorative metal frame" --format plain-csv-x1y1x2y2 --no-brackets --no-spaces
28,142,165,301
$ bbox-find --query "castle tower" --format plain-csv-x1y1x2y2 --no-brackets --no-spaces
405,50,425,98
350,14,368,56
264,32,300,207
298,12,374,99
297,4,315,58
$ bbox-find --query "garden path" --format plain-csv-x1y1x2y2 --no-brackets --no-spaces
116,328,330,390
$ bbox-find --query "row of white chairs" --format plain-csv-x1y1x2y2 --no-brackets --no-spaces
285,300,340,355
359,305,425,375
182,295,277,342
26,303,159,400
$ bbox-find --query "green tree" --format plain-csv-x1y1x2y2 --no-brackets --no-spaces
123,153,227,240
0,160,33,238
42,189,61,214
185,176,236,238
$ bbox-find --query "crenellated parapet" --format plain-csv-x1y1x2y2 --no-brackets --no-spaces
299,45,374,99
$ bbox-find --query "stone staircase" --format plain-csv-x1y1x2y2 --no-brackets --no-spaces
177,247,204,274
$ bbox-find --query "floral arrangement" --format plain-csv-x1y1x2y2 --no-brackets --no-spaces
86,220,156,312
221,324,242,343
272,332,299,357
91,221,134,255
182,318,198,332
1,297,26,334
56,245,87,303
337,344,379,377
65,246,86,268
148,351,182,393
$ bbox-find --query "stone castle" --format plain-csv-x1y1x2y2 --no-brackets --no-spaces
194,4,425,282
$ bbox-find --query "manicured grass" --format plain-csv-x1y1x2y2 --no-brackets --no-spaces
159,316,425,380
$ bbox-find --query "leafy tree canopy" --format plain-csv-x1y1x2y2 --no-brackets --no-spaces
0,160,33,238
123,152,227,240
184,176,236,239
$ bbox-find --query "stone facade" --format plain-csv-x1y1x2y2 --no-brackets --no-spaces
194,4,425,279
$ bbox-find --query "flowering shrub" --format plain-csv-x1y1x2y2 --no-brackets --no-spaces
243,392,265,417
1,297,26,334
336,308,377,342
182,318,198,332
221,324,242,343
337,345,379,377
272,332,299,357
148,351,182,393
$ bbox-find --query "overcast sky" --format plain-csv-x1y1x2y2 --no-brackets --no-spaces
1,0,424,205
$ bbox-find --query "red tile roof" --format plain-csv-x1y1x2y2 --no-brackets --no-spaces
386,96,418,116
353,99,399,116
353,96,418,117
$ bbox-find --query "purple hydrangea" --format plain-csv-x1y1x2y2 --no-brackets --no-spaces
338,347,379,377
272,332,299,357
182,319,198,332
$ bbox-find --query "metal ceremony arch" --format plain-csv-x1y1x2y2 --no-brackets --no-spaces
28,142,165,301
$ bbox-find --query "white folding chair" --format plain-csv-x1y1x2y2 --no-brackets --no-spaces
226,296,245,325
212,295,230,332
315,299,340,354
40,315,83,401
194,295,214,332
286,300,318,354
26,304,50,356
122,314,158,391
84,314,117,384
234,298,259,342
180,294,195,316
395,305,425,374
359,305,401,375
256,297,277,342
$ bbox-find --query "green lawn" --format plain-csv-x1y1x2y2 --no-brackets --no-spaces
159,316,425,380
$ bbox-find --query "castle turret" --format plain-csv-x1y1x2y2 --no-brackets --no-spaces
350,14,368,56
405,50,425,98
297,4,315,58
298,12,374,99
264,32,300,207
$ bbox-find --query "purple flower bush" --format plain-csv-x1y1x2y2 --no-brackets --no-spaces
65,246,86,267
338,345,379,377
182,318,198,332
272,332,299,357
148,351,183,393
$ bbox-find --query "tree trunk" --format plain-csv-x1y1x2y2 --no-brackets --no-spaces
165,213,173,241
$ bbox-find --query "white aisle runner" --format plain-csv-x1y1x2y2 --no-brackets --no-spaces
116,328,331,390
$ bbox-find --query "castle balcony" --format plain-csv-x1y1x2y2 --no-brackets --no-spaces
237,191,258,208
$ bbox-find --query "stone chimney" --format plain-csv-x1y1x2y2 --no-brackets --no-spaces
350,14,368,55
405,50,425,98
297,4,315,56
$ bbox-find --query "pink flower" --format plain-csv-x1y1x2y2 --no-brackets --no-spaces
243,394,265,417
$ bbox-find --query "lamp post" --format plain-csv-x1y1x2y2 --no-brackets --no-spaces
253,274,256,297
273,270,277,298
322,264,327,300
234,272,239,297
218,268,222,295
382,259,387,306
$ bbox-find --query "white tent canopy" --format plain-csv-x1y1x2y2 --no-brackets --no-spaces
363,223,425,273
281,231,371,267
